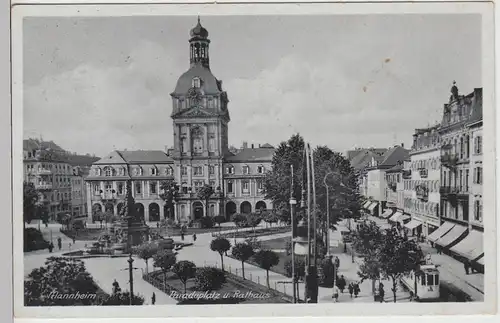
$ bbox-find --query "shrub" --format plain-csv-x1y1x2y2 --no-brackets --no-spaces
213,215,225,226
101,291,145,305
194,267,226,291
244,237,262,250
24,228,50,251
199,216,214,229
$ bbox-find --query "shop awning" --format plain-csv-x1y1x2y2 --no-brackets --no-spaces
404,219,422,230
449,230,484,261
476,256,484,266
380,209,393,219
435,224,468,248
389,211,402,222
397,214,411,224
363,201,372,209
427,222,455,243
367,202,378,212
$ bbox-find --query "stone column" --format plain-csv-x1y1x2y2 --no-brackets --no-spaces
204,123,209,155
173,201,178,222
186,124,191,156
145,204,150,222
159,203,164,220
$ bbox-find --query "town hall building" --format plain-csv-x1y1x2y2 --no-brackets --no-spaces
85,18,274,223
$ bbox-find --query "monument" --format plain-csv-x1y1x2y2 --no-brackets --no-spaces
111,180,150,254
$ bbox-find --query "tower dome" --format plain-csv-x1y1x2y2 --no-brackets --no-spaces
190,16,209,39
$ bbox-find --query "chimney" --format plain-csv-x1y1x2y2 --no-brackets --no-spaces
242,142,248,149
251,144,254,149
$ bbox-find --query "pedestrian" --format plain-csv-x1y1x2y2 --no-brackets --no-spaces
48,242,54,253
343,243,347,253
332,285,340,303
151,292,156,305
378,283,385,303
193,233,197,242
181,232,185,241
156,222,159,229
112,279,121,294
335,256,340,270
348,282,354,298
337,275,346,293
45,222,48,228
464,260,470,275
72,237,76,244
354,282,360,298
69,242,72,250
57,237,62,250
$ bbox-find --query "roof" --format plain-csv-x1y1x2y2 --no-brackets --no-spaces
225,147,275,162
65,154,100,167
379,146,410,168
172,64,223,95
260,143,274,149
467,88,483,126
94,150,173,165
350,148,388,171
386,163,404,173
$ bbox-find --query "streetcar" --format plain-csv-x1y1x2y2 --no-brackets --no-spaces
400,263,440,301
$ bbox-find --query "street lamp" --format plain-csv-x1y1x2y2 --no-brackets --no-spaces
289,165,297,303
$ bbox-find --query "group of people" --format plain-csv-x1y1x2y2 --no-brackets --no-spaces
332,275,361,302
47,236,65,253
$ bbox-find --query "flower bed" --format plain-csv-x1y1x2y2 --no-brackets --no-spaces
216,226,291,239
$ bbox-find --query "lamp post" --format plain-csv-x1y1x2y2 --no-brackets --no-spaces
128,254,135,305
323,171,336,256
289,165,297,303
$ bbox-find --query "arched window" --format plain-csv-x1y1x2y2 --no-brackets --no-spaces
150,166,158,176
242,165,250,175
191,127,204,154
192,77,201,88
135,167,143,176
182,182,189,194
257,165,265,174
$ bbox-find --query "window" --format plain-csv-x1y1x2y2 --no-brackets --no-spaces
166,167,173,176
474,200,483,222
193,138,203,154
209,165,215,175
194,181,204,191
242,180,250,194
192,77,201,88
150,182,157,194
182,182,188,194
182,166,187,176
150,167,157,176
426,274,434,286
475,136,483,154
135,167,143,176
193,166,203,176
181,138,188,153
135,182,142,194
434,275,439,285
93,184,100,194
209,180,216,188
466,170,470,189
242,165,250,175
208,137,216,152
227,181,234,193
95,168,102,176
257,180,264,192
226,166,234,174
118,182,124,195
475,167,483,184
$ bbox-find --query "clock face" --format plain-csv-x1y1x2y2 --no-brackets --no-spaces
187,87,201,103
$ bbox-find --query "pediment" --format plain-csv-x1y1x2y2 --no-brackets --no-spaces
172,106,218,119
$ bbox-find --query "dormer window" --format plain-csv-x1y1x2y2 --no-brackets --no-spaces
150,167,158,176
135,167,143,176
257,165,265,174
104,166,114,177
118,167,125,176
166,166,173,176
192,77,201,88
95,168,102,176
226,165,234,174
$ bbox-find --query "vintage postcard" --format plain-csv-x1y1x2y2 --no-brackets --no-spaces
11,1,496,319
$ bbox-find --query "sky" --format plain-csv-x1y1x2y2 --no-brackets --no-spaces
23,14,482,157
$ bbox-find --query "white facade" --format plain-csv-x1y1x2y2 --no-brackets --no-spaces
469,123,483,229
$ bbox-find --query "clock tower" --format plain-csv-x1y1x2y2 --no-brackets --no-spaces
170,17,229,222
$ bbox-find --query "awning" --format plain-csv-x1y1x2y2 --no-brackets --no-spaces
435,224,468,248
363,201,372,209
404,219,422,230
334,224,350,233
389,211,402,222
397,214,411,224
367,202,378,212
449,230,484,261
380,209,393,219
427,222,455,243
476,256,484,266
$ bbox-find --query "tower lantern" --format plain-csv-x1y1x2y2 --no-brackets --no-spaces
189,16,210,68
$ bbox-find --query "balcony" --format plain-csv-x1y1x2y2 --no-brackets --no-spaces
100,192,117,202
37,169,52,175
35,183,52,190
441,154,458,168
416,185,429,202
402,170,412,179
419,169,428,178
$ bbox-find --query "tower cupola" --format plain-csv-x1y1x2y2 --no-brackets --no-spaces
189,16,210,68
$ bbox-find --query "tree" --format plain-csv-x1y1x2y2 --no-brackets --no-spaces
159,179,179,220
194,267,226,291
134,242,159,274
352,221,383,256
231,213,248,228
264,134,305,207
284,258,306,281
197,184,215,219
24,182,39,229
172,260,197,293
253,250,280,288
231,243,255,279
245,213,262,236
153,250,177,286
213,215,225,227
377,228,424,303
263,211,279,228
25,257,100,306
210,237,231,271
357,251,383,299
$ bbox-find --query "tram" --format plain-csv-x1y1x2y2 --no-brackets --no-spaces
400,263,440,301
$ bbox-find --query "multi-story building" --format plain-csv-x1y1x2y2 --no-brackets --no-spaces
358,145,409,217
85,19,274,223
426,84,484,268
23,139,73,221
403,125,441,238
384,160,406,221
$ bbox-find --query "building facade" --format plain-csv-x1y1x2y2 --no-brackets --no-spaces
85,19,273,223
403,126,441,237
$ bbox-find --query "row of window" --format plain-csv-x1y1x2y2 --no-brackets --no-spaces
442,166,482,188
180,137,217,154
403,180,440,192
225,165,266,175
474,199,483,222
403,198,439,215
25,163,73,173
227,179,264,194
442,134,483,159
95,166,174,177
409,158,440,171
